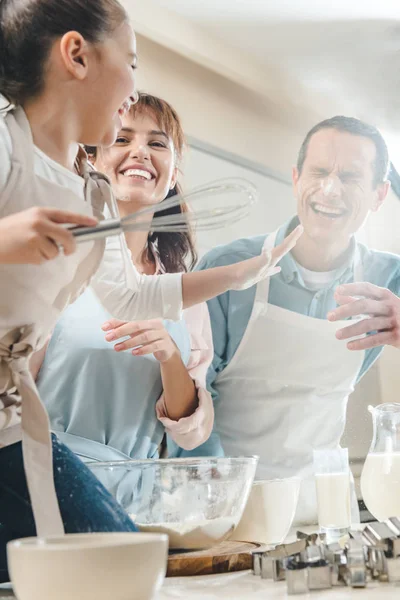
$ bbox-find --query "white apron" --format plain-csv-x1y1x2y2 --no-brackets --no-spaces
214,231,365,525
0,109,114,537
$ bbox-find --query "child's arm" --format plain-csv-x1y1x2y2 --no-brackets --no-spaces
92,225,303,322
0,207,97,265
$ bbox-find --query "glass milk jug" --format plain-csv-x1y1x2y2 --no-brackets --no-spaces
361,403,400,521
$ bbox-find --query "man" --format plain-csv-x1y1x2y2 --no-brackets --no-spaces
198,116,400,524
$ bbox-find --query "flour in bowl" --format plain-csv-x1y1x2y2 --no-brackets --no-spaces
131,516,236,549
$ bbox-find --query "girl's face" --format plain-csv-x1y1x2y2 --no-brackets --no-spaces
79,21,137,147
95,109,177,208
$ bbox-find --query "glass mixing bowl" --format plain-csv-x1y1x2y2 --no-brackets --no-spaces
88,456,258,550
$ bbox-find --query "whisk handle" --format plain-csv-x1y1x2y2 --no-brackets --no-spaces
69,218,123,243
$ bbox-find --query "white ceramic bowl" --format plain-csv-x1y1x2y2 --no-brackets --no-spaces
232,478,301,545
7,532,168,600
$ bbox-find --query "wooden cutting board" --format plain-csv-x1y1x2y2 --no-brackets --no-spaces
167,541,265,577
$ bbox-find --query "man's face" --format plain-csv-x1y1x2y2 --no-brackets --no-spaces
293,128,389,246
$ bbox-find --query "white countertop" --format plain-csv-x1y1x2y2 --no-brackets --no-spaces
157,570,398,599
1,570,398,599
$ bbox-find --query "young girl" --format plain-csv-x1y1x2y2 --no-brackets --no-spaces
0,0,139,581
35,93,215,462
0,0,301,578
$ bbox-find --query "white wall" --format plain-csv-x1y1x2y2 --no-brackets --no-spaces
134,35,310,177
182,146,295,257
123,0,342,125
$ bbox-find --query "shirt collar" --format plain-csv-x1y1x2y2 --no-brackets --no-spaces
274,216,359,287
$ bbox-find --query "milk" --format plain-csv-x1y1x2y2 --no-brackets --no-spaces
232,479,300,545
315,472,351,529
361,452,400,521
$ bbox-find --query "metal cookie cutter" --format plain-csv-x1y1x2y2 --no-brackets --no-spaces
362,523,390,582
324,542,347,587
286,535,331,594
364,519,400,584
305,544,332,591
349,530,366,546
260,540,307,581
386,556,400,585
363,522,393,550
344,539,367,588
296,531,324,546
252,551,263,577
386,517,400,538
286,558,308,595
385,518,400,559
385,518,400,583
367,546,387,582
260,546,286,581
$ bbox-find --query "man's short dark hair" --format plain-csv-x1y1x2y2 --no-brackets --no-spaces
297,116,390,187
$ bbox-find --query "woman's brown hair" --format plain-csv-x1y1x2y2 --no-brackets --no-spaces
88,92,198,273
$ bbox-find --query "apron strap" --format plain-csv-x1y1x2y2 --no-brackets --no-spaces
0,327,64,537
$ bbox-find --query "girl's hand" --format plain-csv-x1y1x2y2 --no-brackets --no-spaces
0,207,98,265
231,224,303,291
102,318,179,363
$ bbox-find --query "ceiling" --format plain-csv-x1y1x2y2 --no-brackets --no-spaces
148,0,400,22
148,0,400,147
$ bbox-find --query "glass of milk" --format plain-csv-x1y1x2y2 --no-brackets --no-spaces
313,448,351,540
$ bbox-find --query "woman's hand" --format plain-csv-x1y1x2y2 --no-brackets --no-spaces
103,318,180,363
230,224,303,291
0,207,98,265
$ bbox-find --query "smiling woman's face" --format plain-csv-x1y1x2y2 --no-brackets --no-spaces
95,108,177,208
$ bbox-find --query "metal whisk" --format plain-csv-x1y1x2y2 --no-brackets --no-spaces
71,178,258,243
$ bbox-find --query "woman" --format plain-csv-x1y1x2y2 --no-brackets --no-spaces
35,93,215,461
